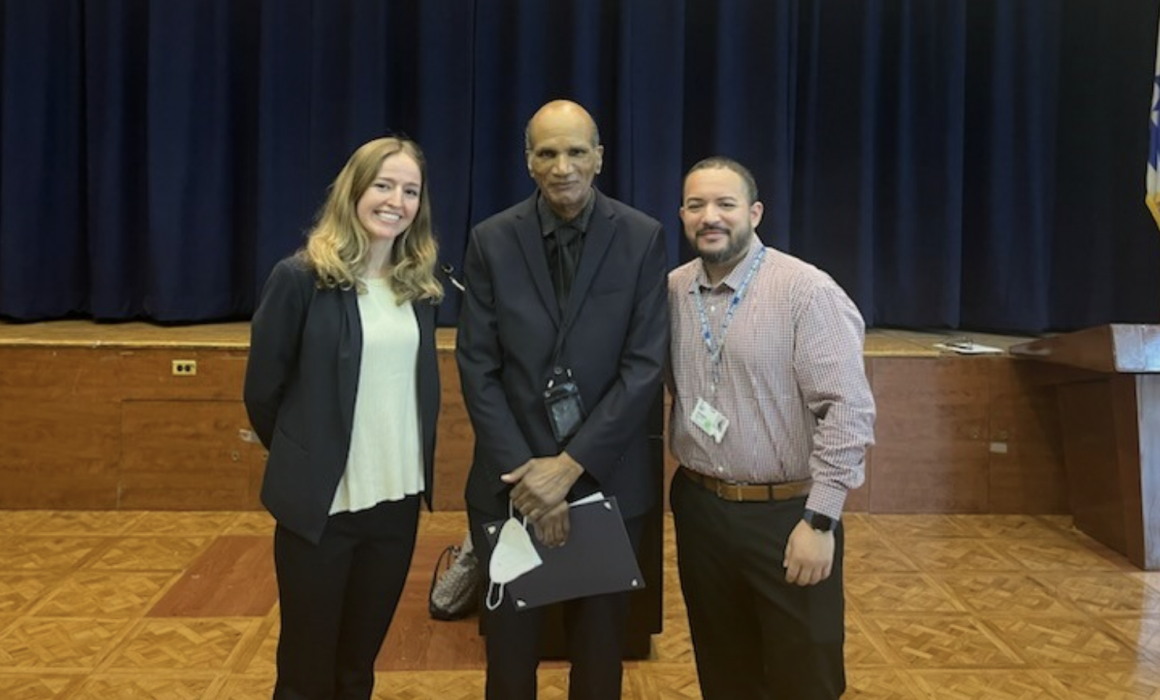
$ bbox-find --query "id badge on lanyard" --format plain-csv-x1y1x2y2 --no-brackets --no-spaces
690,397,729,443
688,247,765,445
544,370,586,444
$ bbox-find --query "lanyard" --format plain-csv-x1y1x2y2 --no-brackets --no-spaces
692,246,766,395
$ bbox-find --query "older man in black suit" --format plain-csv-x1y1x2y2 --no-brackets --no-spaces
457,100,668,700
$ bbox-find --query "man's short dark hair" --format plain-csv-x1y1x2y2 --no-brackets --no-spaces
685,157,759,204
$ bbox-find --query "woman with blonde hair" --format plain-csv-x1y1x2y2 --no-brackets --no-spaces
245,136,443,700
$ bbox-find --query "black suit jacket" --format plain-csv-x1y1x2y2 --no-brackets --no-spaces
244,257,440,544
457,190,669,520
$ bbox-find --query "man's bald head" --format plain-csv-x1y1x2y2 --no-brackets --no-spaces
525,100,601,151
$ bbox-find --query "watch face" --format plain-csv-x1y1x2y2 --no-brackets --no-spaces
804,510,835,532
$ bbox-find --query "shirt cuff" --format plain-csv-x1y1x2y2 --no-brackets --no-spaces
804,481,848,521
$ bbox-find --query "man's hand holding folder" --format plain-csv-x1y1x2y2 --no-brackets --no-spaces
531,501,570,547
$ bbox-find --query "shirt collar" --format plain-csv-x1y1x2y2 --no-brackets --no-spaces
690,238,766,293
538,189,596,237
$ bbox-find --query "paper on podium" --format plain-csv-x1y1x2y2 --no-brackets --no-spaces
933,340,1003,355
482,497,644,611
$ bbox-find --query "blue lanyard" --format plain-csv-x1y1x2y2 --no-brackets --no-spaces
692,246,766,394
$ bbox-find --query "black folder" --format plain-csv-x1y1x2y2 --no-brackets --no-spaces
482,497,644,610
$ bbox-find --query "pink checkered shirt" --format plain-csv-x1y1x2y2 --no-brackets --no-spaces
667,240,876,519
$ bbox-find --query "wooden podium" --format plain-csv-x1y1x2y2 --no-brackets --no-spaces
1009,324,1160,570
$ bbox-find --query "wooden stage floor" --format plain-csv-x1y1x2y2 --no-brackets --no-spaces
0,511,1157,699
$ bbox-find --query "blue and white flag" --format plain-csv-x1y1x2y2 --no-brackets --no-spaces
1147,14,1160,230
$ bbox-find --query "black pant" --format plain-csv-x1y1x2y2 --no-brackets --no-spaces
273,496,420,700
671,471,846,700
469,506,643,700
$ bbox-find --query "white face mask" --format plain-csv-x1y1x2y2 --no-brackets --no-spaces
485,514,543,610
490,517,543,583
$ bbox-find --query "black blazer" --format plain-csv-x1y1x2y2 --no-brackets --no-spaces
457,190,669,520
244,257,440,544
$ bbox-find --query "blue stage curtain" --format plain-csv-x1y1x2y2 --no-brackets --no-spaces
0,0,1156,331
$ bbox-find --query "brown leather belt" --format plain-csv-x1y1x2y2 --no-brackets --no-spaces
680,466,811,503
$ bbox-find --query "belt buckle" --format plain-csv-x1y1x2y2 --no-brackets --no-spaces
715,480,743,502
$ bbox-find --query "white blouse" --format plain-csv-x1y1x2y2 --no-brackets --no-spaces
330,278,424,514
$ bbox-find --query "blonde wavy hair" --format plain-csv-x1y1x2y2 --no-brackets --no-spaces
300,137,443,303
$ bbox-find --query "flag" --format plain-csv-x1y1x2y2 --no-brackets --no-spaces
1147,13,1160,230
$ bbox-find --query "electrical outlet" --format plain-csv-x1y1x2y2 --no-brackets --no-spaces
171,360,198,376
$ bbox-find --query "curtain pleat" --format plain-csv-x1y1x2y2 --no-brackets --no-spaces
0,0,1155,331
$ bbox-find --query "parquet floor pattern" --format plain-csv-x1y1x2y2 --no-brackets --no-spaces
0,510,1157,698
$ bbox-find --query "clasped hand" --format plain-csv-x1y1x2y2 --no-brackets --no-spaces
502,454,584,547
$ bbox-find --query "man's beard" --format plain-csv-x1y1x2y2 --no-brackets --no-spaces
698,225,753,266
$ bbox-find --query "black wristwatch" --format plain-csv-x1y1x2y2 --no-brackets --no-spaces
802,509,836,533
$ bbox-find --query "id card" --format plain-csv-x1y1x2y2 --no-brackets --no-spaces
690,397,729,444
544,379,586,444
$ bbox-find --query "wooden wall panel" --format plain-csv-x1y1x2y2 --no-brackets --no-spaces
432,354,472,511
987,361,1069,513
868,357,990,513
0,349,124,401
1056,380,1125,552
114,350,249,401
119,401,262,510
0,399,121,508
0,336,1077,515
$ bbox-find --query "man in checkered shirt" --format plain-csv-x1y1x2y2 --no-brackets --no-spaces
667,156,876,700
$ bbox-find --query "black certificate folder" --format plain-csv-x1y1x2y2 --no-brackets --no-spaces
483,497,644,611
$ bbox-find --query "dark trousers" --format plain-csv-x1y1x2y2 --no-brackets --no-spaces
670,471,846,700
273,496,420,700
469,506,643,700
